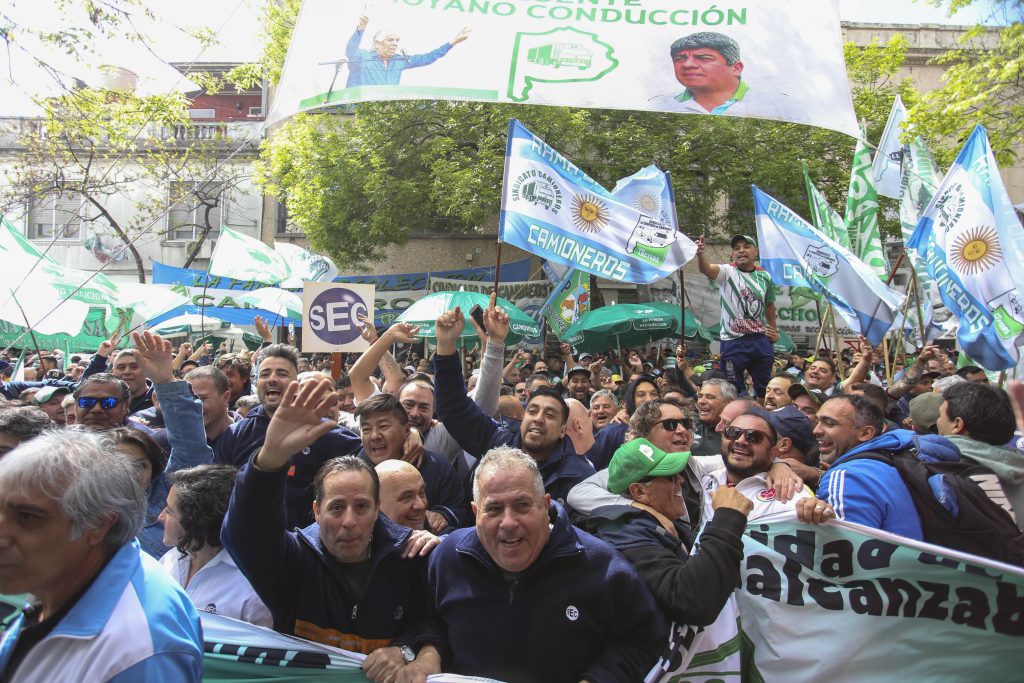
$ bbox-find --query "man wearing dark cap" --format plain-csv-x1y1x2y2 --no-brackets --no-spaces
696,233,777,399
788,383,826,427
564,365,593,406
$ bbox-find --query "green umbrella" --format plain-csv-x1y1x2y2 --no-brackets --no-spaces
562,302,712,354
396,290,540,344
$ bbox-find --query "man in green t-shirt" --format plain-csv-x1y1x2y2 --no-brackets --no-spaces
696,234,778,398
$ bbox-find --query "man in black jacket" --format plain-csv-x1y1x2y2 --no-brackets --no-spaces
588,438,752,628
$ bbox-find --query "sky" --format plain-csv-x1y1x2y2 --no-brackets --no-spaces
0,0,1009,116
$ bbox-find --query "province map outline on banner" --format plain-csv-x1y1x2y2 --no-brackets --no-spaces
268,0,858,136
500,119,695,284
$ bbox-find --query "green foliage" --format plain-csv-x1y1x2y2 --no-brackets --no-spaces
255,25,920,267
909,22,1024,166
227,0,302,89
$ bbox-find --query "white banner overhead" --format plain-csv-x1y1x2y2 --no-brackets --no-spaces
268,0,859,136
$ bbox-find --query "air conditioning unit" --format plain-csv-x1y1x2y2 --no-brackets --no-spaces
248,106,263,118
185,240,214,259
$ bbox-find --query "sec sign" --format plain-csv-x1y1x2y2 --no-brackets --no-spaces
301,282,375,352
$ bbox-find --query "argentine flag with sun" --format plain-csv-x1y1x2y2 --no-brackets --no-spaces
909,125,1024,371
499,119,696,284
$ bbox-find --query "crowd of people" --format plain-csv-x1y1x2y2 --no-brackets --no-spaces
1,255,1022,681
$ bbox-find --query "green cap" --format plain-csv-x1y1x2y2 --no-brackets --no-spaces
730,234,757,248
608,438,691,494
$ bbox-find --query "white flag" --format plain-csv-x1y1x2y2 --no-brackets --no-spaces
872,95,908,199
209,227,292,285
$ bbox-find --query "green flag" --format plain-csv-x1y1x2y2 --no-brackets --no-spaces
801,161,849,249
542,268,590,338
845,132,888,280
899,135,941,305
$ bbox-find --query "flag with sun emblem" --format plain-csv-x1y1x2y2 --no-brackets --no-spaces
499,119,696,284
908,125,1024,370
610,165,678,230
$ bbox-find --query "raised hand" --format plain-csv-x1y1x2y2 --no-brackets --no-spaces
482,292,510,344
256,377,338,471
435,306,465,356
254,315,273,343
132,331,175,384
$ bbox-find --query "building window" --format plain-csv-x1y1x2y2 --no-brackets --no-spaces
27,190,82,240
275,198,303,235
167,181,225,241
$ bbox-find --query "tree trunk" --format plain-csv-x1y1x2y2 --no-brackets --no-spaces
82,193,146,283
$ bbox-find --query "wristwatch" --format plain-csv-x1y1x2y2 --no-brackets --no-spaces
399,644,416,664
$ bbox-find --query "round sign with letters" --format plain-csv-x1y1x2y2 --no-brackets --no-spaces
307,286,369,347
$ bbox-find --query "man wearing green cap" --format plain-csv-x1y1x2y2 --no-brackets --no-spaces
696,234,777,400
587,437,752,676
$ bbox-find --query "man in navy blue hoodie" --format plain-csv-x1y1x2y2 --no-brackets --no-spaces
223,376,443,683
432,306,594,504
411,446,668,683
214,343,362,528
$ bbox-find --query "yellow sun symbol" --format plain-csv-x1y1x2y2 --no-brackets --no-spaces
950,225,1001,275
571,194,609,233
633,189,661,215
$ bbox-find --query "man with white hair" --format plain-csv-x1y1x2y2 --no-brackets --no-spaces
346,13,470,87
410,446,668,682
0,430,203,681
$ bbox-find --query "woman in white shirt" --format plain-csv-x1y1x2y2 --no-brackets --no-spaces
159,464,272,627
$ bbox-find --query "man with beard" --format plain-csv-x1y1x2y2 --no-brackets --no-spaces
763,374,795,410
433,307,594,504
214,344,362,529
564,366,593,406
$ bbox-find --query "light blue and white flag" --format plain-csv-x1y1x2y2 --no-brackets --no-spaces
611,164,678,229
499,120,696,284
908,125,1024,371
753,186,905,346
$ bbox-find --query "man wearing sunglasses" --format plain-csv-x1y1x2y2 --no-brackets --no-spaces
702,407,814,523
73,374,133,431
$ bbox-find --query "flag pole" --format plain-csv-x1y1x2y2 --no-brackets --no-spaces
11,293,43,365
909,268,928,348
493,241,503,292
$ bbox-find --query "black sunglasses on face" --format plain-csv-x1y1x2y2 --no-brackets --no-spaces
77,396,122,410
722,425,774,445
653,417,692,432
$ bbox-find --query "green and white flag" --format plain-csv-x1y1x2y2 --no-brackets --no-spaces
802,161,848,249
899,135,941,293
846,132,888,281
542,268,590,338
209,227,293,285
9,349,26,382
